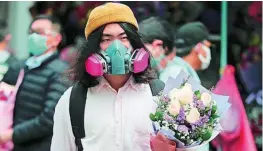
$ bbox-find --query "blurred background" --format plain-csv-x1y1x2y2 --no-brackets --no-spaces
0,1,262,150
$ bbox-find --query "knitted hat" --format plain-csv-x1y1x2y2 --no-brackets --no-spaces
85,2,139,39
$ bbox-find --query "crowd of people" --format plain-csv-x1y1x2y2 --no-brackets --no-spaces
0,1,261,151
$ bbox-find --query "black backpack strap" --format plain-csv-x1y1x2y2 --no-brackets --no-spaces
149,79,165,96
69,82,88,151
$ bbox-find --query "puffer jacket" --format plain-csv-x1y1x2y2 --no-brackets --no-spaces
2,52,71,151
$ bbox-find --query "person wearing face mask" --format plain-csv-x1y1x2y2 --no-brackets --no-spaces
138,17,176,77
0,20,16,81
51,3,175,151
0,15,70,151
139,17,201,84
161,22,212,84
174,22,212,71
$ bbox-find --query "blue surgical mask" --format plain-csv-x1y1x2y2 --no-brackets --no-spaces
150,54,166,72
28,33,49,56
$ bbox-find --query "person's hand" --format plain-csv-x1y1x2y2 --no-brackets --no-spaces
150,132,176,151
0,129,13,145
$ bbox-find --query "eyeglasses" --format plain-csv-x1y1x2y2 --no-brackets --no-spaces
29,29,57,36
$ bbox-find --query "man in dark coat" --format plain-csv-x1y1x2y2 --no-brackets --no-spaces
0,15,70,151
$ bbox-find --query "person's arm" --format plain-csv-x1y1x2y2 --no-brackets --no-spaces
12,73,69,144
51,87,77,151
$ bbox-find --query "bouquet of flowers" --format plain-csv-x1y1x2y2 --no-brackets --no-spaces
150,70,231,150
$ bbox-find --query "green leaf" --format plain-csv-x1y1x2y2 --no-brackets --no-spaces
205,107,210,112
208,118,214,124
180,84,185,89
194,90,201,99
201,129,213,141
150,113,156,121
211,114,220,119
212,105,217,114
155,111,163,120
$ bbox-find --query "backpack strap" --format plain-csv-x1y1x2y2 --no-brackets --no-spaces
69,79,165,151
69,82,87,151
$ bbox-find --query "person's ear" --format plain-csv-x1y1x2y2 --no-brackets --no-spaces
203,40,211,47
152,39,163,49
52,33,62,46
173,47,177,56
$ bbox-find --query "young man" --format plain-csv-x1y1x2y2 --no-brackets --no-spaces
139,17,199,84
174,22,212,71
51,3,174,151
0,15,70,151
160,22,212,84
138,17,176,77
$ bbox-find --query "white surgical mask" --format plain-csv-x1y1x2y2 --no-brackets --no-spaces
197,44,211,70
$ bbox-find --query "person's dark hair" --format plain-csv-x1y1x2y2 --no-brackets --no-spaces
139,16,174,55
70,22,156,88
29,15,62,33
0,20,8,42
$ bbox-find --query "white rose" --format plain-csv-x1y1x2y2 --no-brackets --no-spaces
186,107,200,124
169,88,180,102
168,99,181,116
201,92,212,107
178,84,194,105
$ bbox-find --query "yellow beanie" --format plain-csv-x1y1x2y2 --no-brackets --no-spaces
85,2,139,39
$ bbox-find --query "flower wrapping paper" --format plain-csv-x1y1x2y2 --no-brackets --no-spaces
151,70,231,150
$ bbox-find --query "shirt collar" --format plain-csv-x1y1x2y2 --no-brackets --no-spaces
26,51,56,69
93,75,141,93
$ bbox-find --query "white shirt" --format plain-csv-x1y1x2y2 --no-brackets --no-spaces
51,77,156,151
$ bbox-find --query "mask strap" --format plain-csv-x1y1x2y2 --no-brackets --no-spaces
100,51,110,64
125,47,133,61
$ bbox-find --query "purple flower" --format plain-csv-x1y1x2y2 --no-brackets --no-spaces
193,95,198,100
176,108,186,122
194,100,205,110
195,120,204,127
201,115,209,123
191,115,210,129
193,97,205,110
164,114,173,122
177,125,189,133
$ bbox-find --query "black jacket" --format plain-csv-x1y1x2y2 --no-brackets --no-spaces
3,52,71,151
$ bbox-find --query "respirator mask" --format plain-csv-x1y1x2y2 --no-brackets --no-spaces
85,40,149,76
